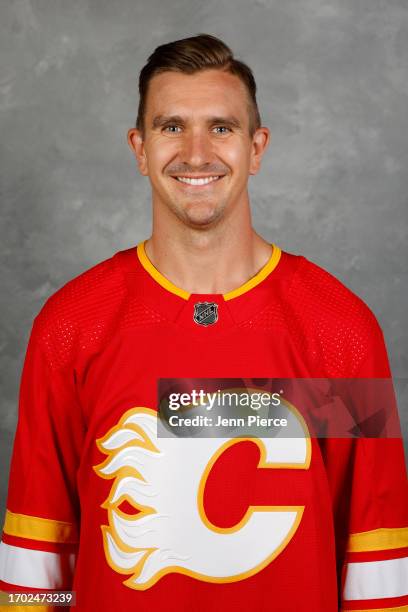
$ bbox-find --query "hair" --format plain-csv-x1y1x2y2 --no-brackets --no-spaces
135,33,262,139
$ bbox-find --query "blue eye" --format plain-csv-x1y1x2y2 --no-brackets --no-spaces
164,125,181,133
162,125,231,134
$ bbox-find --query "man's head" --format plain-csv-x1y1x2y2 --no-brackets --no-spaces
135,33,261,141
127,34,270,229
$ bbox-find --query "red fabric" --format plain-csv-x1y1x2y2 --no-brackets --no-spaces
1,245,407,611
341,594,408,610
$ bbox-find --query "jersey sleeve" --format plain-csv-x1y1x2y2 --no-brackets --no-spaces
322,314,408,611
0,314,85,600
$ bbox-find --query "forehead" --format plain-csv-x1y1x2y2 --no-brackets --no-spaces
145,69,249,120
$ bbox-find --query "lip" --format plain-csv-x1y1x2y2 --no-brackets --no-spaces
170,175,225,188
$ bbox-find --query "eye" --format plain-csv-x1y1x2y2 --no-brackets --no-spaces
163,125,182,133
213,126,231,134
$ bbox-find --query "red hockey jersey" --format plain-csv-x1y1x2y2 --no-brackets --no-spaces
0,241,407,611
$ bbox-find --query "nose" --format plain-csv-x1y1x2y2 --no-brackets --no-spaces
180,128,213,168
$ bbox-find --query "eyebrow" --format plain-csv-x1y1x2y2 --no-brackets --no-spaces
151,114,243,130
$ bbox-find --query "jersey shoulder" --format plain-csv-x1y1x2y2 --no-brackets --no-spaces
282,252,388,376
33,252,127,370
289,254,376,321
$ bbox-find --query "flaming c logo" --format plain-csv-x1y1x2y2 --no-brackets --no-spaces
94,399,311,590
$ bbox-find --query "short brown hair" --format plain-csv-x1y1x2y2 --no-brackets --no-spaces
136,33,262,139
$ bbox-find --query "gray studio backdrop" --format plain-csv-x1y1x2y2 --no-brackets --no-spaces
1,0,407,528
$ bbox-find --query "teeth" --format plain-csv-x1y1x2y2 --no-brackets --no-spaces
176,176,221,185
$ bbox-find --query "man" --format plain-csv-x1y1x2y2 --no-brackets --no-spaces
0,33,407,612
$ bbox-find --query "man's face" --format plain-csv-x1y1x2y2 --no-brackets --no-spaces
128,69,269,228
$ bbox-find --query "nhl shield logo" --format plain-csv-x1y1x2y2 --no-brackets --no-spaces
193,302,218,326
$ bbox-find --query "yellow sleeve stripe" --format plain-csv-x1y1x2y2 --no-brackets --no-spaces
0,603,50,612
3,510,78,544
347,527,408,552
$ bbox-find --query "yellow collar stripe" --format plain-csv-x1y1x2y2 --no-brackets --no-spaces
223,245,281,301
137,241,190,300
137,240,281,302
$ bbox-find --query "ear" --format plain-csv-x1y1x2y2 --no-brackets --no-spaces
127,128,148,176
249,127,270,175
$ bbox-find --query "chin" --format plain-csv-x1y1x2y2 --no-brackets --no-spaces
162,194,227,228
185,216,220,229
182,205,224,228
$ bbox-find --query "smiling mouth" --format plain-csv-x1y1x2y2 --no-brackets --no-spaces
171,175,225,186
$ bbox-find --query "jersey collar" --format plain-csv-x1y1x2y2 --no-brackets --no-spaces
136,239,281,302
117,240,285,331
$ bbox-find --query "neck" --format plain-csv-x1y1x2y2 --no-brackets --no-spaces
145,197,272,295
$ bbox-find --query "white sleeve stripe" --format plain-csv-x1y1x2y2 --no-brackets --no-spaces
0,542,76,590
343,556,408,600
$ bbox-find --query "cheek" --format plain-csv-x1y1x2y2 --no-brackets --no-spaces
217,143,250,168
145,142,177,175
